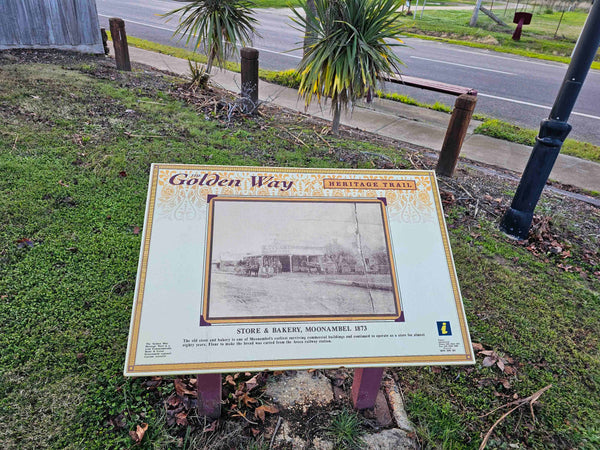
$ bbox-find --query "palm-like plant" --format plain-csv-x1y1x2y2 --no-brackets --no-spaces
292,0,406,134
163,0,258,74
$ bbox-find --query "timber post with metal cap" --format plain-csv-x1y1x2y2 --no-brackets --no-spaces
436,93,478,177
109,18,131,71
240,47,259,113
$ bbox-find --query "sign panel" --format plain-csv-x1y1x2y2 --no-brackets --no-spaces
125,165,474,376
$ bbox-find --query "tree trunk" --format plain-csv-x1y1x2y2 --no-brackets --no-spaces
304,0,317,57
470,0,484,26
331,101,341,134
206,48,216,74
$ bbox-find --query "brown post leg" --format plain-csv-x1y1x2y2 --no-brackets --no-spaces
436,93,478,177
240,47,259,114
109,18,131,71
351,367,384,410
197,373,222,419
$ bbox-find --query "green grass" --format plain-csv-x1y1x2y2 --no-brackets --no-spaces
399,9,600,69
326,409,365,449
475,119,600,163
402,219,600,448
0,60,407,449
0,54,598,449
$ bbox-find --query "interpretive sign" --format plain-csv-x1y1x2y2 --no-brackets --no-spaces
124,165,474,376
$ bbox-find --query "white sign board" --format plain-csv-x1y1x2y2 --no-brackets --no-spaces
125,165,474,376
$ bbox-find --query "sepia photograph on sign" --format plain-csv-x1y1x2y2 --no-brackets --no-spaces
203,197,402,323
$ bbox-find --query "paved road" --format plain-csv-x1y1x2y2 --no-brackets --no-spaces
97,0,600,145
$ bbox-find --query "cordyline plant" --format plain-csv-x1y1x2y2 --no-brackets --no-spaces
163,0,258,74
292,0,406,134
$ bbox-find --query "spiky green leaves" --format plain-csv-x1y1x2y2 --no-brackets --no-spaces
292,0,406,132
163,0,258,73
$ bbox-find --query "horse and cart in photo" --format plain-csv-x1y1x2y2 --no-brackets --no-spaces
236,258,260,277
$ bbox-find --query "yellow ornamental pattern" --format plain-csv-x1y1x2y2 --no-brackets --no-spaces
153,167,435,224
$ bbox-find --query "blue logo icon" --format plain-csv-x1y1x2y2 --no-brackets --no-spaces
437,321,452,336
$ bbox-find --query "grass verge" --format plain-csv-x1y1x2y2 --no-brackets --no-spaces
399,9,600,70
475,119,600,163
113,34,600,164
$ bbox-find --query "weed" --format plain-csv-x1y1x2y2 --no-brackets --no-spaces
326,409,365,449
188,59,210,88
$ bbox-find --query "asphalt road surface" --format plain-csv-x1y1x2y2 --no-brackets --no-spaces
97,0,600,145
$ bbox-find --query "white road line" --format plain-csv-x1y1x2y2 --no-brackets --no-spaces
98,13,179,34
424,43,565,68
410,56,515,75
98,13,302,59
479,92,600,121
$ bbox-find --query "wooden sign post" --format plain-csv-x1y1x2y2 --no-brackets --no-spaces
197,373,222,418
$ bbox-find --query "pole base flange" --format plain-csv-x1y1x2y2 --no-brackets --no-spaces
499,207,533,240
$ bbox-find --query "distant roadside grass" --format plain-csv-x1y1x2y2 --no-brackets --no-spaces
400,9,600,70
118,35,600,163
475,119,600,163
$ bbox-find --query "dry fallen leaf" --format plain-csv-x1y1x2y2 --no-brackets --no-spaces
203,420,218,432
167,394,181,407
497,359,506,372
482,356,497,367
175,411,188,426
245,375,259,391
129,423,148,444
472,342,485,352
254,404,279,422
240,392,258,407
174,378,196,397
16,238,34,248
499,379,511,389
133,226,141,235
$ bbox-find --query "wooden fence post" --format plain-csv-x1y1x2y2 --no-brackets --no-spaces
240,47,259,113
109,18,131,71
436,93,478,177
351,367,384,410
100,28,109,55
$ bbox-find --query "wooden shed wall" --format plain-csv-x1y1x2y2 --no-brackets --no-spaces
0,0,103,53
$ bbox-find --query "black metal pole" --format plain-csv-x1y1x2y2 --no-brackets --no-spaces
500,2,600,239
